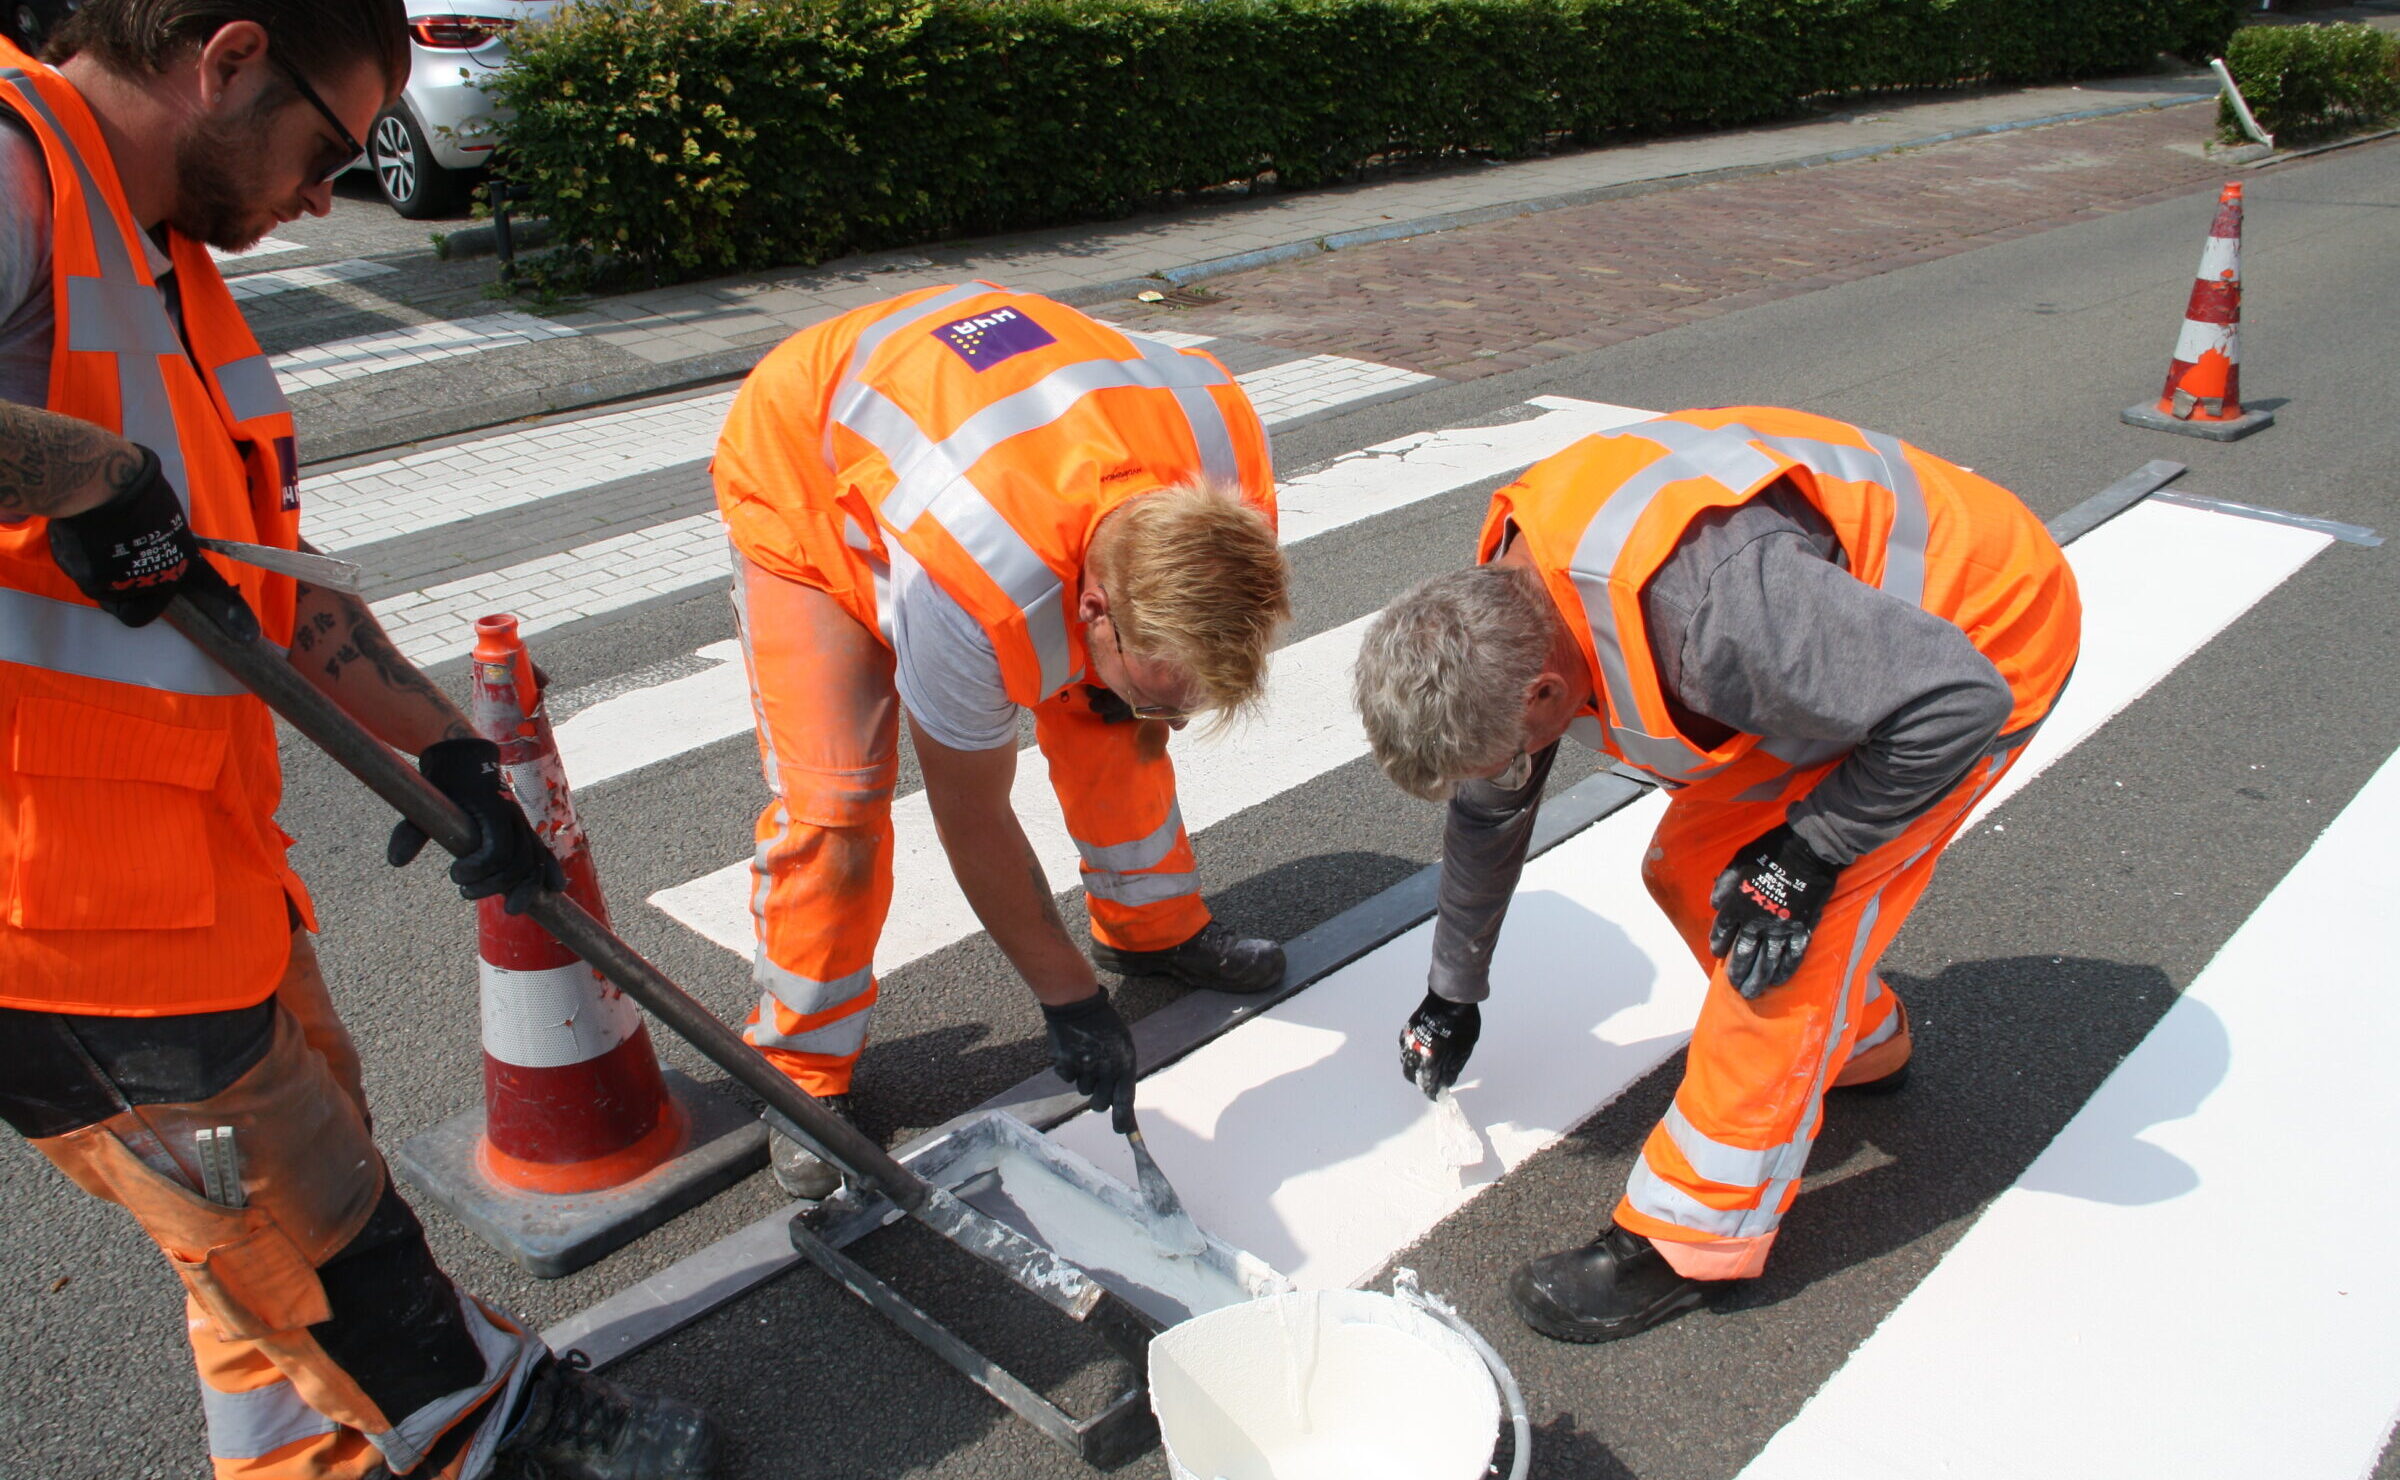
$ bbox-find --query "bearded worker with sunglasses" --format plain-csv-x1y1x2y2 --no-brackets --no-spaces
1354,408,2080,1344
713,285,1292,1197
0,4,718,1477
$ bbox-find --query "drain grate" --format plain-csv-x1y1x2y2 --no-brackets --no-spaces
1137,285,1224,309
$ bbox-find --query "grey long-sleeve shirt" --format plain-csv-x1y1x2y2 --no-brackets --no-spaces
1426,481,2015,1004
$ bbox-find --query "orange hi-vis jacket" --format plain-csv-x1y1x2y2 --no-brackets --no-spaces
716,283,1278,704
0,42,309,1015
1484,407,2078,805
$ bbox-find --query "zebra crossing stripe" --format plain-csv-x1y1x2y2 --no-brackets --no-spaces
1741,743,2400,1480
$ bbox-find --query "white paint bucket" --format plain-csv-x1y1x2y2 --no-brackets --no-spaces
1148,1284,1527,1480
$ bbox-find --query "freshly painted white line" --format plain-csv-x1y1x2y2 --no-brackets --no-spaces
1039,496,2334,1295
1965,496,2332,827
305,391,738,552
1236,354,1437,424
270,311,579,391
1740,745,2400,1480
553,640,748,789
224,259,397,302
556,396,1654,796
650,612,1378,967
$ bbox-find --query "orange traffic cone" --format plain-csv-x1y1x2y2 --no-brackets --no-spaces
2122,183,2274,442
394,615,765,1277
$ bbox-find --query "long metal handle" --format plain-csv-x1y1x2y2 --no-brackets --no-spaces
162,587,930,1215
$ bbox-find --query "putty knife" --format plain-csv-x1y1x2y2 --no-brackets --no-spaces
1123,1108,1208,1257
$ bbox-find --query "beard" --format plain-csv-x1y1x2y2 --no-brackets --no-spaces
169,105,278,252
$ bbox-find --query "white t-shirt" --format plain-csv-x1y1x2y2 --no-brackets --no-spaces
885,539,1024,753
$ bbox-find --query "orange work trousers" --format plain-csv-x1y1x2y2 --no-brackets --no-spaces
10,933,540,1479
1614,745,2025,1280
732,550,1210,1097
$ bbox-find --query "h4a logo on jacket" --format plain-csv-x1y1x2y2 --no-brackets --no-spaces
935,307,1057,370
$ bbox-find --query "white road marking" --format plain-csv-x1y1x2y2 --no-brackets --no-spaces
211,236,305,261
224,259,397,302
551,396,1650,792
271,311,579,391
1236,354,1436,424
306,392,739,552
1740,743,2400,1480
1041,495,2335,1295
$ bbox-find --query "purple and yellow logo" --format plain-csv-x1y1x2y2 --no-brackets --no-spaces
934,307,1057,370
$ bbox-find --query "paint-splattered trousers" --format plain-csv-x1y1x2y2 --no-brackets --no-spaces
0,932,540,1478
731,552,1210,1098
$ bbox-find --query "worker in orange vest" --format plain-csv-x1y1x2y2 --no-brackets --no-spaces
1354,408,2080,1341
0,5,713,1476
714,284,1292,1197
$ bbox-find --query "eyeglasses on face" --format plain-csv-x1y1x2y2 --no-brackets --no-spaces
1097,597,1193,723
269,50,368,185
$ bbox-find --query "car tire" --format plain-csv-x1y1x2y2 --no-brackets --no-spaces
370,104,472,220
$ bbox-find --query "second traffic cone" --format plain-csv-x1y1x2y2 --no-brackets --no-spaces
2122,183,2274,442
395,615,766,1277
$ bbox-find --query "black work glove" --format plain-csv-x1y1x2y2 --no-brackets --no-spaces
1043,989,1138,1132
1083,683,1137,725
1709,823,1841,998
386,738,564,915
1399,990,1481,1100
46,444,226,627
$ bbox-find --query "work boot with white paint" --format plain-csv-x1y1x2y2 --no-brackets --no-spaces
1506,1224,1720,1343
1092,921,1285,994
767,1093,856,1201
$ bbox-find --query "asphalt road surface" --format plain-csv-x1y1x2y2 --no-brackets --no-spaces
0,139,2392,1479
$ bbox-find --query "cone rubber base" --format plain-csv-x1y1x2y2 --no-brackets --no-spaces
395,1068,767,1277
2121,403,2275,442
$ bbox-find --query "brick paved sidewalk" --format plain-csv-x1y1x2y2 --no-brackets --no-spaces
1101,105,2256,379
291,70,2242,460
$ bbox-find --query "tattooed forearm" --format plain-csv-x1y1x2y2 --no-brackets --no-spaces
292,579,474,751
0,403,146,519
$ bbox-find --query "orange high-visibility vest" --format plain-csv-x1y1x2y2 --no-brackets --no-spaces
1485,407,2079,807
0,41,309,1015
717,283,1277,705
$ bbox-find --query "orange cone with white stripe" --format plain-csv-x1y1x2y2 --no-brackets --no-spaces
2123,183,2274,442
394,617,765,1277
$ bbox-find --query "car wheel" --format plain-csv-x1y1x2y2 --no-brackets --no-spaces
371,105,470,220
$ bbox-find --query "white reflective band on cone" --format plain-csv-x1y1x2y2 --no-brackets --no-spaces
477,960,642,1070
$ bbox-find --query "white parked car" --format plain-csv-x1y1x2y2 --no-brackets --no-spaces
372,2,561,218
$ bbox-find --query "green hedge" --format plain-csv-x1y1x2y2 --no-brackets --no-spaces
2221,22,2400,144
493,0,2243,288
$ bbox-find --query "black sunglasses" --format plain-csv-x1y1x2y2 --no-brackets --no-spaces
270,52,368,185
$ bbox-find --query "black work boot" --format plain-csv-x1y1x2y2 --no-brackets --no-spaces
497,1353,718,1480
766,1093,855,1201
1506,1225,1720,1343
1090,921,1285,994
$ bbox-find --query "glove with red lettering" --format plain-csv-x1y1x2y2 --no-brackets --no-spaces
1709,823,1841,998
47,444,221,627
386,738,564,915
1399,991,1481,1099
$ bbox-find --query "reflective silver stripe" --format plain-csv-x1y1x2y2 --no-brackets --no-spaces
1861,969,1885,1007
200,1377,339,1460
1624,1155,1752,1238
1,70,193,503
1083,869,1201,906
1738,889,1880,1238
1126,333,1239,488
870,347,1232,529
1849,1001,1902,1056
1571,424,1779,781
1074,803,1185,873
1862,430,1928,608
747,998,874,1057
846,283,988,380
920,477,1075,695
1660,1102,1777,1190
755,956,873,1018
371,1293,539,1475
0,586,246,695
213,353,289,425
843,514,895,645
